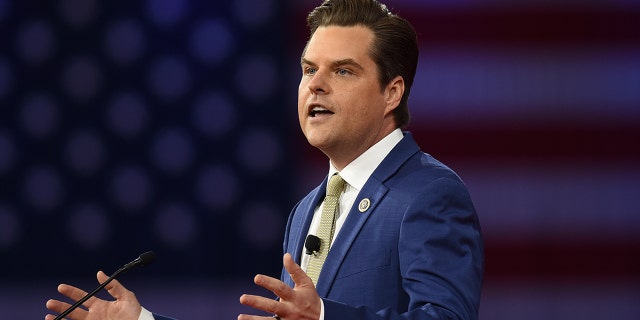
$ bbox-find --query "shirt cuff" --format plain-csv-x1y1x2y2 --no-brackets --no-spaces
319,298,325,320
138,307,155,320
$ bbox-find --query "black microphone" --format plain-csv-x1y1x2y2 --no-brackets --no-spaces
305,235,321,256
54,251,156,320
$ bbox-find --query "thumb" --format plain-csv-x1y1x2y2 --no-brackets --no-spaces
283,253,314,288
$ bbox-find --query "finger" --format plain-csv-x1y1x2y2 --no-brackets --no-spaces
97,271,132,301
44,314,68,320
239,294,280,315
56,284,98,308
283,253,313,289
237,315,276,320
253,274,292,300
96,270,110,284
45,298,89,319
46,298,71,314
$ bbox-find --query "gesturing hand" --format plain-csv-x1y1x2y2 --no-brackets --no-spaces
238,253,322,320
45,271,142,320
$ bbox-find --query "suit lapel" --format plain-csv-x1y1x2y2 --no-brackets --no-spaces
284,182,326,288
291,180,328,265
313,132,421,296
315,178,389,296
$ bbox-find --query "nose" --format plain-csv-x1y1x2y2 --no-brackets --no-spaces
307,72,329,95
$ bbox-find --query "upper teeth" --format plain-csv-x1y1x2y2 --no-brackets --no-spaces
312,106,328,112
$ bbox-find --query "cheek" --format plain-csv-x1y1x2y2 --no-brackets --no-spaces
297,100,307,121
349,92,376,115
297,85,307,117
298,78,305,93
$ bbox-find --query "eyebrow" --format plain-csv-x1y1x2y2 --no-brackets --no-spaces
301,57,365,71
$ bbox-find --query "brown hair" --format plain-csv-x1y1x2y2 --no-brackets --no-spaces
305,0,419,128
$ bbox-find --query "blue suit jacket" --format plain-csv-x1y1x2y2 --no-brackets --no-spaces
281,132,483,320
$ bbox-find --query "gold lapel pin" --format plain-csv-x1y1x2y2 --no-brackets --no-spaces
358,198,371,212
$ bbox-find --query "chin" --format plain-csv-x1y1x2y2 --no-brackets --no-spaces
305,135,329,150
304,126,337,147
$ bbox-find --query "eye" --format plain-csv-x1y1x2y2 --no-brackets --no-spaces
337,68,351,76
304,66,317,76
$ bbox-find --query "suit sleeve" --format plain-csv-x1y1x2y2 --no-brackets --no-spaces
323,177,484,320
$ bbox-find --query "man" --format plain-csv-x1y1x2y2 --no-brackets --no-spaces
45,1,483,319
238,1,482,319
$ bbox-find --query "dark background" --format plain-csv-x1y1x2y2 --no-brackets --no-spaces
1,0,639,319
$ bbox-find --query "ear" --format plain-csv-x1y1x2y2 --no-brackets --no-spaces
384,75,405,115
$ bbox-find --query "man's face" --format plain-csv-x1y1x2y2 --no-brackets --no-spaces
298,25,399,169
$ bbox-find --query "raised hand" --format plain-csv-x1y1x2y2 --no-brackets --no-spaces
238,253,321,320
45,271,142,320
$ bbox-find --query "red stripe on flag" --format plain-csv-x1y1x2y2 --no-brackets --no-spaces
409,123,640,163
484,238,640,281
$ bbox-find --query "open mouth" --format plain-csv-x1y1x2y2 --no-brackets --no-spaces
309,105,334,117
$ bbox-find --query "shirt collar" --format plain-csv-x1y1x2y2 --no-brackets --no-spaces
328,128,403,191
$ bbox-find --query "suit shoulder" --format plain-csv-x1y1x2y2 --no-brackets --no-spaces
406,151,464,182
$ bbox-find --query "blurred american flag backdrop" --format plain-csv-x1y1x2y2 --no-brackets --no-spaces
0,0,639,319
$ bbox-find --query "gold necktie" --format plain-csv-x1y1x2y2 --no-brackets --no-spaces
307,174,346,285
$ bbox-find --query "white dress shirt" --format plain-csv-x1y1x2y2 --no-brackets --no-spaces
139,307,154,320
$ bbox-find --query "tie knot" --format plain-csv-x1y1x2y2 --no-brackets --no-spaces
327,174,346,197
